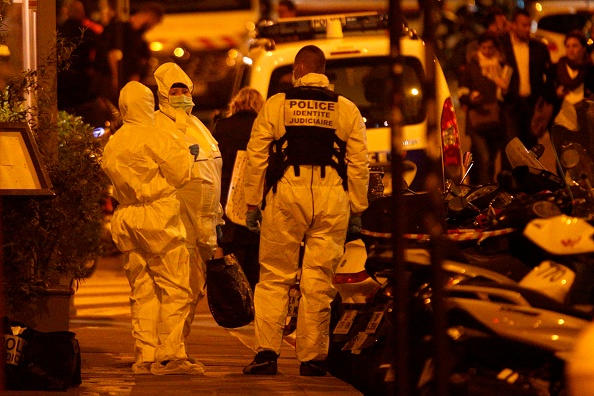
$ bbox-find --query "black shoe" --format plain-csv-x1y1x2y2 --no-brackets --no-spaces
243,351,278,375
300,361,327,376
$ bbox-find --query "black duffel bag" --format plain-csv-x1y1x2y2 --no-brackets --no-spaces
3,317,81,390
206,253,255,328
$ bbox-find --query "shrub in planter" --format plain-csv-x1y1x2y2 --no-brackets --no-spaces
0,31,110,325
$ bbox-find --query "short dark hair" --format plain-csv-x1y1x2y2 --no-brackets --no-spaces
133,2,165,19
279,0,296,13
566,29,588,48
171,82,189,89
294,45,326,74
512,7,530,22
484,6,505,28
478,31,500,46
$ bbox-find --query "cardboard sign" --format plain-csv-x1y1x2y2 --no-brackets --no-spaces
225,150,248,226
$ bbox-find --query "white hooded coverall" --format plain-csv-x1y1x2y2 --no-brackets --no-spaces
153,63,224,337
102,81,195,365
244,73,369,362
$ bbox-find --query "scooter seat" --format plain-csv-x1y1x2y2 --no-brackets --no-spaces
452,280,594,321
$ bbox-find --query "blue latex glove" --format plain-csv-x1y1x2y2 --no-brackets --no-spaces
246,207,262,234
347,214,362,235
189,144,199,161
216,224,223,243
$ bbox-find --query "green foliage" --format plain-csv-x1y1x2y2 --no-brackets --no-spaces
0,33,79,125
3,113,109,307
1,26,110,310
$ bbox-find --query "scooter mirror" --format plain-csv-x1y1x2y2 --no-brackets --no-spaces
561,147,580,169
463,151,473,168
460,151,474,184
400,177,409,191
530,144,545,160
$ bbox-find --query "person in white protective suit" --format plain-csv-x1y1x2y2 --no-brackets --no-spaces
243,45,369,376
101,81,203,375
153,63,224,340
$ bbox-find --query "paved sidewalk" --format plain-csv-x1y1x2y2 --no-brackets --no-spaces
3,257,362,395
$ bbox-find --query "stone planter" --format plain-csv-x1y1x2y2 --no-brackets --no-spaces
9,284,74,332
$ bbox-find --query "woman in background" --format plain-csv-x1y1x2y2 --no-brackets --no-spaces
459,31,511,185
547,30,594,157
212,87,265,291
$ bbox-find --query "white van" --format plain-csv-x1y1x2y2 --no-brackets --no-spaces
131,0,260,113
232,12,463,192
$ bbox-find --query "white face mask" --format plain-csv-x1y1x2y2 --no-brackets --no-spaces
169,95,194,112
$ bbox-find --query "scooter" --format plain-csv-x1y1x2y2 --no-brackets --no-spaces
330,210,594,395
415,214,594,395
332,161,418,305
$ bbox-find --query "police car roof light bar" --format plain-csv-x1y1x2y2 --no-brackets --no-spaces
257,12,390,41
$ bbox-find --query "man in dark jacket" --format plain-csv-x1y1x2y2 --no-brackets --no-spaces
499,8,551,153
57,0,99,115
95,2,164,106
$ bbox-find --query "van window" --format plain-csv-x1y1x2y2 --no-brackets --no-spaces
267,56,425,126
537,12,592,34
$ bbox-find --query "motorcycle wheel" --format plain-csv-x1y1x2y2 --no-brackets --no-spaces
416,348,566,396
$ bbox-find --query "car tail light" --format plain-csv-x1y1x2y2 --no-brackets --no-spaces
441,97,461,168
365,284,382,302
333,270,370,284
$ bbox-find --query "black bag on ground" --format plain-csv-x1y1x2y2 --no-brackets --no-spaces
2,318,81,390
206,253,255,328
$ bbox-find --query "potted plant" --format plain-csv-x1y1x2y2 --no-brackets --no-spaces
1,31,110,331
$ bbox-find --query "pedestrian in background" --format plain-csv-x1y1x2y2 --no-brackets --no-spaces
57,0,100,118
463,6,509,72
101,81,203,375
278,0,298,18
212,87,265,291
484,6,509,37
500,8,551,156
153,62,224,353
459,32,512,185
242,45,369,376
95,2,164,106
547,30,594,156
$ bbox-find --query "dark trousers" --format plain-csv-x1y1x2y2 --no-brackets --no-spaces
470,127,505,185
501,97,538,171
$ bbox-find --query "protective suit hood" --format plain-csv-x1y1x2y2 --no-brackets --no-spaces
154,62,194,120
293,73,329,88
119,81,156,126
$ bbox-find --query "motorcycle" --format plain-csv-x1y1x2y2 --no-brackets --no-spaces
330,192,594,395
414,214,594,395
328,136,594,394
332,161,418,305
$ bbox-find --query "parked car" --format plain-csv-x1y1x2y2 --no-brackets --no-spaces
528,1,594,62
533,11,594,62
